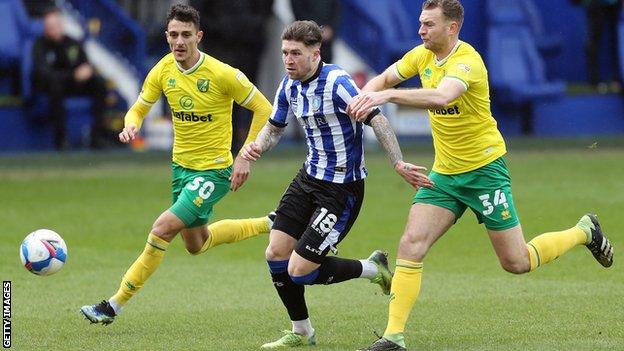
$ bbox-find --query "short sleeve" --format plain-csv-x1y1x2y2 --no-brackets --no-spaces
394,45,425,81
269,77,292,127
332,75,360,113
220,64,256,105
138,61,164,105
444,55,482,90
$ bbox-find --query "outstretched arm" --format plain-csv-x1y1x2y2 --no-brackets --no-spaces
239,121,286,162
230,89,273,192
349,78,466,121
119,100,151,143
368,114,434,189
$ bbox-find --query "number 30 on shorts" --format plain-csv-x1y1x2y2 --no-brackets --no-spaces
186,177,215,200
478,189,508,216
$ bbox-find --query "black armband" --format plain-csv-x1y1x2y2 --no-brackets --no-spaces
362,107,381,126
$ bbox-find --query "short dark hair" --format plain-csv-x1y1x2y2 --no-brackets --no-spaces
422,0,464,28
42,6,61,18
281,20,322,47
166,4,200,30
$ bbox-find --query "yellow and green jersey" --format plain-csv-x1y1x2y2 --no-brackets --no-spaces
134,52,258,171
394,41,506,174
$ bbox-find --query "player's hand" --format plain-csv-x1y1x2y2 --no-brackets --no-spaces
230,154,251,192
347,91,390,121
394,160,434,189
74,63,93,82
240,141,262,162
119,124,138,143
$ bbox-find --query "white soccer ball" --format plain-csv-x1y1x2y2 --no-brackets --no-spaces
20,229,68,276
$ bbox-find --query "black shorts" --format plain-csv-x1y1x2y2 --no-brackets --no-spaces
273,168,365,264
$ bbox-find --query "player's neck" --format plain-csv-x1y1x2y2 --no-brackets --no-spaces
180,50,201,70
301,60,322,83
434,38,459,61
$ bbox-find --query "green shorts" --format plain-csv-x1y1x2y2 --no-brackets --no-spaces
414,157,519,230
170,162,231,228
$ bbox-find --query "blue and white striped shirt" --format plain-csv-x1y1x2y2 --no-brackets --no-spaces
269,63,367,183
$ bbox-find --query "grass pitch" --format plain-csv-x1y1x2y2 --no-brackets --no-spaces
1,140,623,350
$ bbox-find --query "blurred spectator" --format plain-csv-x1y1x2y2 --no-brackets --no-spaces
22,0,55,18
572,0,622,92
32,8,109,149
189,0,274,154
290,0,341,63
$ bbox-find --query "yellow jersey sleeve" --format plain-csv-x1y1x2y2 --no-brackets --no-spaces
443,54,483,91
218,65,255,105
138,57,165,105
394,45,428,80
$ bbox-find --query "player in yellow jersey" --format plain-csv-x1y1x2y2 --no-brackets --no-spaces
348,1,615,350
80,4,274,325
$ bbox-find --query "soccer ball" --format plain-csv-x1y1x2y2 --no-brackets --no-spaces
20,229,68,276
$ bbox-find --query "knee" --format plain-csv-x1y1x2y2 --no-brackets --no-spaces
265,244,290,261
398,232,429,261
185,245,201,256
288,265,318,285
151,221,178,242
499,259,530,275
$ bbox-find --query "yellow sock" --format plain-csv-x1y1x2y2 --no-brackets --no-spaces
384,259,423,347
110,233,169,306
526,226,587,271
200,217,270,253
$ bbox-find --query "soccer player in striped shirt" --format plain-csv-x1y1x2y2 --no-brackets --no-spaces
240,20,433,348
348,1,614,350
80,4,274,325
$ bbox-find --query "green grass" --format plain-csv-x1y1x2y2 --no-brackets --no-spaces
1,143,624,350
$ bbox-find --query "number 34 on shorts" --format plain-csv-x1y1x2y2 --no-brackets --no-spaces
479,189,512,220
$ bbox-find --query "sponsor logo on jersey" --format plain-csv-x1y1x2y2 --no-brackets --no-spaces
171,108,213,122
179,95,194,110
429,105,460,116
197,78,209,92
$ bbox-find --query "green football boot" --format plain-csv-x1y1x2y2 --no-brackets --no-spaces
261,330,317,348
367,250,393,295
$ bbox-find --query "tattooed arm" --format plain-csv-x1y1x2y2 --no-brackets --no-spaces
368,114,434,189
369,114,403,167
239,121,286,161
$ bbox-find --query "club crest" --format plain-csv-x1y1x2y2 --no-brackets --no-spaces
197,79,210,92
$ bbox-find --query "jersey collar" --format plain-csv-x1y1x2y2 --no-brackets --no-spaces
301,61,323,84
175,51,205,74
434,40,461,67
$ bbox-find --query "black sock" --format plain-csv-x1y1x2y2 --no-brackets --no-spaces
271,271,308,321
313,256,363,285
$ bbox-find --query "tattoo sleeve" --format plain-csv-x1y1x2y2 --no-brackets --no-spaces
255,122,285,154
369,114,403,167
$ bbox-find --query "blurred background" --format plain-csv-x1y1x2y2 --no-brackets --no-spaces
0,0,623,153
